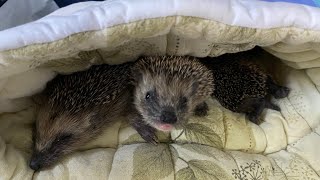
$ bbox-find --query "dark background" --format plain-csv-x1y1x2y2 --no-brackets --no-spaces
54,0,104,8
0,0,7,7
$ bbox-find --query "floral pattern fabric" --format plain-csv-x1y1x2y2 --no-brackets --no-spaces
0,15,320,180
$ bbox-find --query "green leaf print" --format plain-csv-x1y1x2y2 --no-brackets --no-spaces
122,133,145,145
180,144,219,160
184,123,223,148
169,145,179,164
176,167,196,180
122,131,170,145
132,144,173,180
188,160,234,180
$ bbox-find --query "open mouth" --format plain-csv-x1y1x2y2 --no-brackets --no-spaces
154,122,174,132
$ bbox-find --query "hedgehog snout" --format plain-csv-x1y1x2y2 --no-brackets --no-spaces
29,152,45,171
29,159,42,171
160,109,177,124
29,148,62,171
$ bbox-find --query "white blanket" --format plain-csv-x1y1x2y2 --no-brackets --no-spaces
0,0,320,179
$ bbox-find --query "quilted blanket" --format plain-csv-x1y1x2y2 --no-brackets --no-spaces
0,0,320,179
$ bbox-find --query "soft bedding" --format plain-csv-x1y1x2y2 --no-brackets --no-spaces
262,0,320,7
0,0,320,179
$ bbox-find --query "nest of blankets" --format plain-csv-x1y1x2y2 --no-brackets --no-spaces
0,0,320,179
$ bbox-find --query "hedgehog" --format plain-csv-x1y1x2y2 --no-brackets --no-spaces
129,56,214,144
29,62,134,171
200,47,290,124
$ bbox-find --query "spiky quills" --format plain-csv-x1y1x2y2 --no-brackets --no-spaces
132,56,214,98
44,62,133,115
31,62,134,170
201,53,269,113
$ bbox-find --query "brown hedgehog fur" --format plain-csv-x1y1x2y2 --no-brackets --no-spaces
200,47,290,124
130,56,214,144
30,62,134,171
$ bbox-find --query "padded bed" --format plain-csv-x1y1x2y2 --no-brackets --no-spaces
0,0,320,179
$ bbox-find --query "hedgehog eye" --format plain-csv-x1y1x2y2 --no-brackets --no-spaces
56,134,73,143
145,90,157,101
145,92,151,100
181,97,188,105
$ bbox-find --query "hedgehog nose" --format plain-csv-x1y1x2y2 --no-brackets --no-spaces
160,111,177,124
29,157,42,171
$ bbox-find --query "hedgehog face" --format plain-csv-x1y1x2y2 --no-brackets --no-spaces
30,105,99,171
133,72,207,132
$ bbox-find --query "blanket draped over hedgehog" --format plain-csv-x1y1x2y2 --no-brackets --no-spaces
0,0,320,179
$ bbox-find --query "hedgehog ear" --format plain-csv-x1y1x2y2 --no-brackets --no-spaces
131,69,143,84
191,82,199,95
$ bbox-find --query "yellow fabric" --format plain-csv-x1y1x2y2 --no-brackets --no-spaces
0,16,320,179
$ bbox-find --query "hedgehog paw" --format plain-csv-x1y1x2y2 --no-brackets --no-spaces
194,102,209,117
265,101,281,111
274,86,290,99
137,126,159,145
247,113,260,124
130,112,159,145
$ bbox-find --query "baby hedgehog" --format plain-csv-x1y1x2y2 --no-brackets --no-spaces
130,56,214,144
30,62,133,171
200,48,290,124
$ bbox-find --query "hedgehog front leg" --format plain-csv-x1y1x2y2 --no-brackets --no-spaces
128,111,159,145
194,102,209,117
265,100,281,111
242,98,266,124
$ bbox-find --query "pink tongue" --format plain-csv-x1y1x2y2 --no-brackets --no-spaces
159,124,173,131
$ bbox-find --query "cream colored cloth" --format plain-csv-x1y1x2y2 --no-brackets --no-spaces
1,2,320,179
